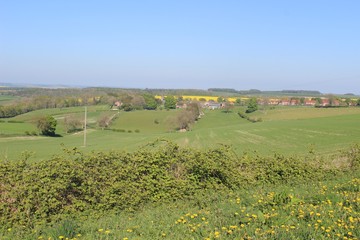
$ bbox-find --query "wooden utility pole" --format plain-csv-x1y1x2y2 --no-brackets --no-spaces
84,106,87,147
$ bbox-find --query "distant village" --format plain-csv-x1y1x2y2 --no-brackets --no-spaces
154,95,359,110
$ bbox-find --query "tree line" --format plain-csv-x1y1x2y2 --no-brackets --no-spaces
0,89,162,118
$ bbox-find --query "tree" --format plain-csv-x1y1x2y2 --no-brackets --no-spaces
300,97,305,105
314,97,322,106
64,115,82,133
97,115,111,130
164,95,176,110
120,95,133,105
120,103,134,112
344,98,351,106
106,96,118,109
174,102,200,130
131,95,145,110
235,98,242,106
37,116,57,136
327,95,337,106
217,97,225,103
223,103,234,113
357,98,360,106
186,102,200,120
176,110,194,130
143,94,158,110
246,98,258,113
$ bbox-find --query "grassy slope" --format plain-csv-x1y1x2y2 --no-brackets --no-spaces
251,106,360,120
110,110,176,133
1,106,360,161
0,95,19,105
0,122,37,135
10,105,109,122
114,106,359,156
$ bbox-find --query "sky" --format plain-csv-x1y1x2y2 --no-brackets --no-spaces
0,0,359,94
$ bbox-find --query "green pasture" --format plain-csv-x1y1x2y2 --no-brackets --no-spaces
252,105,360,121
0,121,37,136
6,105,112,134
10,105,109,122
110,110,178,133
0,95,18,105
174,109,360,154
0,106,360,161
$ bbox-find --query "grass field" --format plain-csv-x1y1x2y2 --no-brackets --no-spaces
110,110,176,133
0,121,37,136
252,106,360,120
0,95,18,105
1,106,360,161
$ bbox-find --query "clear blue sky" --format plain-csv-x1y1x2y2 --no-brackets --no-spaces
1,0,359,93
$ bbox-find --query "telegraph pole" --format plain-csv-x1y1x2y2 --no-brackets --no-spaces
84,106,87,147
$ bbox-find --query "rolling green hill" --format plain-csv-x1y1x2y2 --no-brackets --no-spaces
0,106,360,161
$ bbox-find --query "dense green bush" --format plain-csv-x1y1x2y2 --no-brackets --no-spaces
238,111,262,123
36,115,57,136
111,128,126,132
246,97,258,113
7,120,24,123
0,143,358,228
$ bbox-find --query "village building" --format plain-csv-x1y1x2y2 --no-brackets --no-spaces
280,100,290,106
304,99,316,106
203,102,223,110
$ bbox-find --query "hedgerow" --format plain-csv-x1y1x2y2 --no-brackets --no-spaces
0,142,359,228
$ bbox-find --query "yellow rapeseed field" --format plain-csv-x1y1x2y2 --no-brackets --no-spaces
155,95,249,103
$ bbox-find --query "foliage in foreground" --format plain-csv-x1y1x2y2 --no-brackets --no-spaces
2,176,359,240
0,143,359,239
